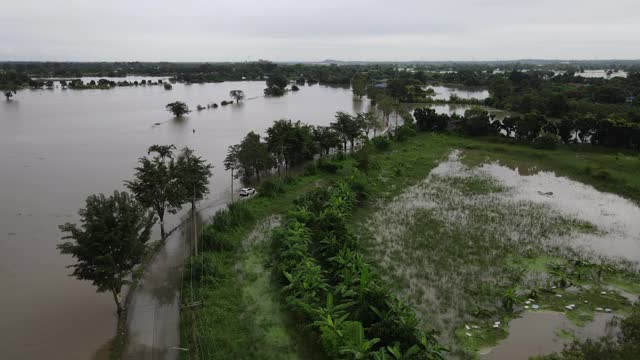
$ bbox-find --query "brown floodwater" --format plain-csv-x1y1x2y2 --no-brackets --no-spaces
0,80,366,360
481,311,617,360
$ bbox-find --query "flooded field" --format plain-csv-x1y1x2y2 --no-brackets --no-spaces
360,150,640,358
0,80,363,359
425,86,489,101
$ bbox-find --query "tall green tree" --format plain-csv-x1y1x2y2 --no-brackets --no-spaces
58,191,155,315
236,132,273,181
166,101,191,118
313,126,342,156
266,119,318,171
331,112,363,151
352,75,368,98
175,147,212,255
377,95,395,125
126,145,182,240
175,147,213,211
224,144,241,202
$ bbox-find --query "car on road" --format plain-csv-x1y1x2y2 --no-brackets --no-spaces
239,187,256,197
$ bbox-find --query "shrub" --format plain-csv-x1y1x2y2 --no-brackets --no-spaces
532,132,561,149
304,163,318,175
395,124,417,142
318,159,341,174
210,201,253,233
201,227,238,252
372,136,391,151
259,178,286,197
593,168,612,180
621,303,640,343
346,171,370,204
185,253,218,282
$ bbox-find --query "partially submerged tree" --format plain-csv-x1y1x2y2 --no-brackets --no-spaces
175,147,212,256
229,90,245,103
58,191,155,315
266,119,317,172
165,101,191,118
224,144,242,202
331,112,364,151
264,74,288,96
126,145,182,240
234,132,272,181
175,147,213,212
3,83,17,100
351,75,367,98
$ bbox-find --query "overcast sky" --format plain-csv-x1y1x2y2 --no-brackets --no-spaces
1,0,639,61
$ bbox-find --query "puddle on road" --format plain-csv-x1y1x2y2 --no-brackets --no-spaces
481,311,617,360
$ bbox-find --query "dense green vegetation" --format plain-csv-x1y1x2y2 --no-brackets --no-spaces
180,127,640,359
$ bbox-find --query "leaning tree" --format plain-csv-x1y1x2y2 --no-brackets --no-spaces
58,191,155,315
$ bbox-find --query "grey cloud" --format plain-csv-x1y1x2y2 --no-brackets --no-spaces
0,0,638,61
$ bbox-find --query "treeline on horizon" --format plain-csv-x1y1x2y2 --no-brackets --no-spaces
2,60,639,149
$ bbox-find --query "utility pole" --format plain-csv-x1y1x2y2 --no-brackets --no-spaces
193,183,197,257
230,168,234,204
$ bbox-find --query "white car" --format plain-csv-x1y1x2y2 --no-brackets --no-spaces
239,187,256,197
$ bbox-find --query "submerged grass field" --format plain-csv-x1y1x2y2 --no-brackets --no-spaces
179,132,640,359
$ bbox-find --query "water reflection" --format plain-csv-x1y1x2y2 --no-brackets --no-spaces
482,311,617,360
425,85,489,101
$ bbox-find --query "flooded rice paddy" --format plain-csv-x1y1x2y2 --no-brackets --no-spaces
360,150,639,359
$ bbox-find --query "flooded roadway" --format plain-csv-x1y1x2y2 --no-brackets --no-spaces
123,198,225,360
0,80,365,360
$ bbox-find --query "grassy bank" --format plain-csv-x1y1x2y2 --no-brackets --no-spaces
179,132,640,359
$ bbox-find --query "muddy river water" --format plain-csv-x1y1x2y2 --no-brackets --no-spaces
0,80,367,360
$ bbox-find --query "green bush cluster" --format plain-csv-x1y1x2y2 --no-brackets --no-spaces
532,132,562,149
202,202,254,251
318,159,342,174
272,181,447,359
395,125,417,142
372,136,391,151
259,178,287,197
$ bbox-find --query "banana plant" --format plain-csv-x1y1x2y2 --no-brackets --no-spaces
501,287,522,313
417,332,449,360
339,322,380,360
386,343,420,360
549,268,573,288
312,292,354,321
591,261,615,286
313,312,349,338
